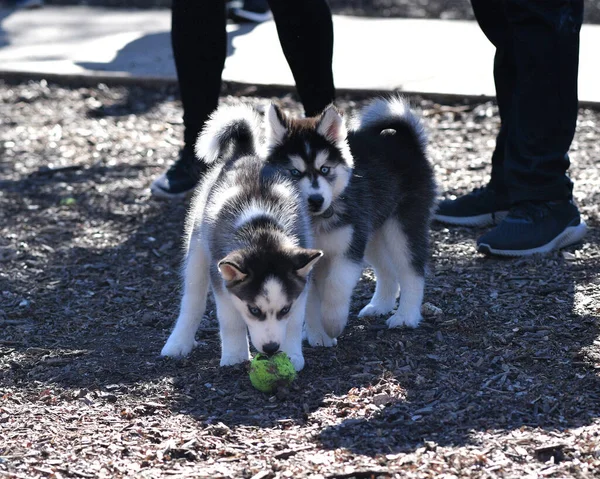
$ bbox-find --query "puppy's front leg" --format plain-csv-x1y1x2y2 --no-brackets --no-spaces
304,277,337,347
320,256,363,339
281,291,307,371
214,291,251,366
161,239,210,358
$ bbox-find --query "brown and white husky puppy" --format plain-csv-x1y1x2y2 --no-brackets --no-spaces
263,97,436,346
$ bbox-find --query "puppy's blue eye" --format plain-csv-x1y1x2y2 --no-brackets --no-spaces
290,169,302,178
320,166,330,175
248,306,262,317
279,306,291,316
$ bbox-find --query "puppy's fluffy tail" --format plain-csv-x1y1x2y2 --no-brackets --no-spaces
195,104,261,164
353,96,427,152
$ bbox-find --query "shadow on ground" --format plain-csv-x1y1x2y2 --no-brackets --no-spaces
77,23,258,117
2,160,599,450
317,226,600,454
1,85,599,464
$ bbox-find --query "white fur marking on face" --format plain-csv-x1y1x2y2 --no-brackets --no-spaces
331,164,352,199
239,277,291,354
288,154,306,173
310,176,333,214
255,277,288,314
315,151,330,170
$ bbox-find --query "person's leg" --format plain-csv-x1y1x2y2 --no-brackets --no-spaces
435,0,512,226
472,0,512,197
477,0,586,256
503,0,582,203
151,0,227,199
268,0,335,116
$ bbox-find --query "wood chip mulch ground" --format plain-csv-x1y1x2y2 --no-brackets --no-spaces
1,80,599,478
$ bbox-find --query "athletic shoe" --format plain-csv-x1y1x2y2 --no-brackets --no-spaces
230,0,272,23
434,185,510,226
150,147,204,199
477,200,587,256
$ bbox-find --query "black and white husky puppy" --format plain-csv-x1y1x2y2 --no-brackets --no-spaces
161,105,322,371
264,97,436,347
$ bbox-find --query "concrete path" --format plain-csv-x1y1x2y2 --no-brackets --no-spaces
1,6,599,103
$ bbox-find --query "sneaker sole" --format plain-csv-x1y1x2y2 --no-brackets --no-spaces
231,9,272,22
150,183,195,200
434,211,508,227
478,221,588,257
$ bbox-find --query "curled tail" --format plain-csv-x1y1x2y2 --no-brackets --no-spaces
195,104,261,164
352,96,427,152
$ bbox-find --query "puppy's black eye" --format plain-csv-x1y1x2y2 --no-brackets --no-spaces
279,305,291,316
248,306,262,317
320,166,330,176
290,169,303,178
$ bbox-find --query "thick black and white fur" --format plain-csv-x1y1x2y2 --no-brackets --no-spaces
161,104,322,371
264,97,436,346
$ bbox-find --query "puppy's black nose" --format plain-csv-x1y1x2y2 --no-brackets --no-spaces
262,342,280,356
308,195,324,211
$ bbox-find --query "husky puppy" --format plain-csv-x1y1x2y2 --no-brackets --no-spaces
161,105,322,371
264,97,436,346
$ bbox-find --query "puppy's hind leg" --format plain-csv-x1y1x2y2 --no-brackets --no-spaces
358,229,400,318
214,291,251,367
162,237,210,358
382,221,425,329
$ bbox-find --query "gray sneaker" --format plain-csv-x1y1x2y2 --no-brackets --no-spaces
434,185,510,226
477,200,587,256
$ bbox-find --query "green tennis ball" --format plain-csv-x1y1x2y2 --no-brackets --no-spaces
249,352,297,393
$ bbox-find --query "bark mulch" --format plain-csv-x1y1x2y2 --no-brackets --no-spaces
1,80,599,478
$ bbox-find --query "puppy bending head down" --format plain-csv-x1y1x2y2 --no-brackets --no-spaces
265,98,436,345
161,105,321,371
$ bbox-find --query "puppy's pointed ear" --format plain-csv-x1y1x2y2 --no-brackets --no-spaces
218,251,248,282
265,103,288,147
292,249,324,278
316,105,347,144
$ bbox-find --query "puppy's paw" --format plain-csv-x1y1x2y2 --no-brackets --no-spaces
161,335,197,358
219,350,251,367
386,311,422,329
287,353,305,372
358,301,395,318
304,326,337,347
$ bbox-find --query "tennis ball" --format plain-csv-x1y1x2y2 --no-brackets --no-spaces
249,352,297,393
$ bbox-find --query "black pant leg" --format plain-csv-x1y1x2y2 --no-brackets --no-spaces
171,0,227,150
503,0,583,203
268,0,335,116
471,0,512,195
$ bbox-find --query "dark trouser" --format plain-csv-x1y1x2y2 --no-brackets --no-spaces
171,0,335,150
471,0,583,204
